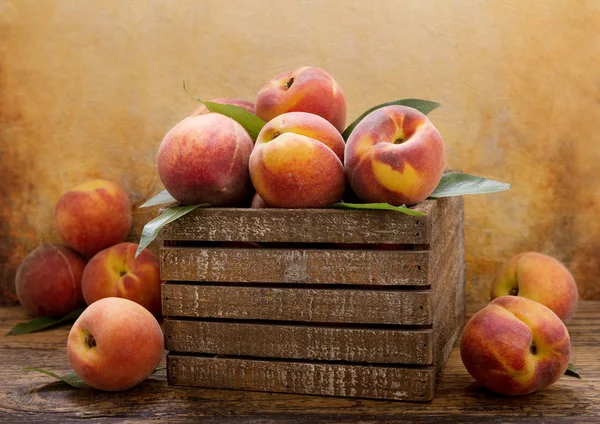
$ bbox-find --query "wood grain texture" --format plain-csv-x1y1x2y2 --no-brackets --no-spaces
164,320,433,364
167,354,435,402
159,200,436,245
1,304,599,422
160,247,429,285
162,284,432,325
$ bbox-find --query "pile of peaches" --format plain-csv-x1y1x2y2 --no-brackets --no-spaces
158,65,445,209
16,179,164,391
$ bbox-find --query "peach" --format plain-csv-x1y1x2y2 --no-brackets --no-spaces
157,113,254,206
491,252,578,322
81,242,162,315
55,180,132,258
249,112,346,208
255,66,347,132
344,105,445,206
67,297,164,391
460,296,570,396
15,244,86,317
191,98,255,116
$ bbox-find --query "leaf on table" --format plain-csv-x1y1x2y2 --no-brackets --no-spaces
140,190,178,208
564,363,582,379
331,202,426,216
23,367,89,388
6,308,85,336
23,366,167,389
183,81,266,140
342,99,440,140
136,204,208,258
429,172,511,198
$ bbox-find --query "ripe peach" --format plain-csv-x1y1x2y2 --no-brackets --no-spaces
157,114,254,206
460,296,570,396
191,98,255,116
255,66,347,132
67,297,164,391
491,252,578,322
15,244,86,317
249,112,345,208
344,105,445,206
81,243,162,315
55,180,132,258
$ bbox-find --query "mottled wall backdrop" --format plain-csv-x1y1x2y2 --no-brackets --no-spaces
1,0,599,304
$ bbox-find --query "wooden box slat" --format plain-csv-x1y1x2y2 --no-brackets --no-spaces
164,320,432,364
167,355,435,402
160,247,429,285
158,200,438,245
162,284,432,325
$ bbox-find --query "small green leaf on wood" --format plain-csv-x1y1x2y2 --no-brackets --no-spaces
429,172,511,198
136,204,208,258
140,190,178,208
23,367,89,388
6,308,85,336
23,366,167,389
331,202,426,216
342,99,441,140
565,363,582,379
183,81,266,140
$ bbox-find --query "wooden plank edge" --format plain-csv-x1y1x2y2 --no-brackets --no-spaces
166,354,436,402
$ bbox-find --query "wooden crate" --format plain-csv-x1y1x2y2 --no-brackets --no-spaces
160,196,465,402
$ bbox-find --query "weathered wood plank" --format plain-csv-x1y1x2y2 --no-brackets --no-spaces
167,354,435,402
164,320,433,364
159,200,438,245
162,284,432,325
160,248,429,285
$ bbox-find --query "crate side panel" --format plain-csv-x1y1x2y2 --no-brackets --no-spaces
167,354,435,401
164,320,433,364
160,248,429,285
162,284,432,325
159,202,437,244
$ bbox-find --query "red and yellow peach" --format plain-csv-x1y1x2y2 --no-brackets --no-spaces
255,66,347,133
55,180,132,258
15,244,86,317
81,242,162,315
460,296,570,396
344,105,445,206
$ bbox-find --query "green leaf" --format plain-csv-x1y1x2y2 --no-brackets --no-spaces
565,363,582,379
342,99,441,140
136,204,208,258
23,366,167,389
331,202,426,216
6,308,85,336
183,81,266,140
140,190,178,208
429,172,511,198
23,367,89,388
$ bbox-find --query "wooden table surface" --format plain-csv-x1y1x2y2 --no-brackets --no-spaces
1,302,598,423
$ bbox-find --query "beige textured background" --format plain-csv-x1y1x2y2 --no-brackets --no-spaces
1,0,599,304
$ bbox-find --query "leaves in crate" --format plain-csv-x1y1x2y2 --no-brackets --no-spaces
429,172,511,198
342,99,441,140
331,202,426,216
136,204,208,258
23,367,89,388
6,308,85,336
140,190,178,208
564,363,582,379
183,81,266,140
23,366,167,389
